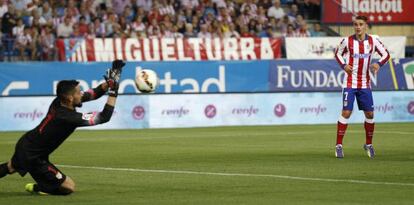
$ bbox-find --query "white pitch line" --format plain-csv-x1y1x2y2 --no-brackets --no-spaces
58,164,414,187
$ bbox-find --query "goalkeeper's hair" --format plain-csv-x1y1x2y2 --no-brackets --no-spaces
57,80,79,100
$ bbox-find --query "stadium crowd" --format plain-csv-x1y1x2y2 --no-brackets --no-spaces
0,0,323,61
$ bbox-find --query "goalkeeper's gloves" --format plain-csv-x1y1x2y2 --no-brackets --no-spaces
104,59,125,97
104,74,119,97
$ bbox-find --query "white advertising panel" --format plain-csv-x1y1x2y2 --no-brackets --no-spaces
286,36,406,59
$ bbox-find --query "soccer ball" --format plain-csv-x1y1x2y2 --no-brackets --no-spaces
135,69,159,93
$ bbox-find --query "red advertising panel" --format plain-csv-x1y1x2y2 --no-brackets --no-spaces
56,38,282,62
322,0,414,24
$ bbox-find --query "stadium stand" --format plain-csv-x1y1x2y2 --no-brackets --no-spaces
0,0,322,61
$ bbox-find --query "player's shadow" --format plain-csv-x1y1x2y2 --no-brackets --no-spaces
0,192,32,197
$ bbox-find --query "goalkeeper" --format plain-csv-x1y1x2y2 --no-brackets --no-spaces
0,60,126,195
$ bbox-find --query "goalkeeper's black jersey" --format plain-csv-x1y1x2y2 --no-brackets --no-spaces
17,85,113,159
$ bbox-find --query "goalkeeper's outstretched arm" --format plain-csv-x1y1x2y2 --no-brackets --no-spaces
81,82,109,103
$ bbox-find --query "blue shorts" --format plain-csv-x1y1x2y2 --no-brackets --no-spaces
342,88,374,111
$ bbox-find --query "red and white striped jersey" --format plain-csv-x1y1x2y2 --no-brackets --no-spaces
335,34,390,89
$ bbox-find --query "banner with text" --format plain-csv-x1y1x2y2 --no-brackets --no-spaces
1,91,413,131
285,36,406,59
56,37,282,62
322,0,414,24
1,59,413,96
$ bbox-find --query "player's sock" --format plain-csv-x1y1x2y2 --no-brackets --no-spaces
364,118,375,145
0,162,10,178
336,115,348,145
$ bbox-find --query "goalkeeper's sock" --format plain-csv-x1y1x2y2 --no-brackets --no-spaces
336,116,348,145
364,119,375,145
0,162,9,178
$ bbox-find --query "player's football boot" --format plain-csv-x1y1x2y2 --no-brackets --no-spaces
335,144,344,158
25,183,48,195
363,144,375,159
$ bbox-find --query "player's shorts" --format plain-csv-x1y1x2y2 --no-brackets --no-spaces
28,160,67,193
342,88,374,111
11,138,66,193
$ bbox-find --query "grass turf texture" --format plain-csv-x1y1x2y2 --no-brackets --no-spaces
0,123,413,204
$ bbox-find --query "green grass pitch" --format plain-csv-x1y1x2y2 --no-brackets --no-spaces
1,123,414,204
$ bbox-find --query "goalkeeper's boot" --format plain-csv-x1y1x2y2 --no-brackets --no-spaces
25,183,48,195
363,144,375,159
335,144,344,158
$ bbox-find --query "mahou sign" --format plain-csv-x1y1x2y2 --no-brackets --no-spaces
322,0,414,24
56,38,282,62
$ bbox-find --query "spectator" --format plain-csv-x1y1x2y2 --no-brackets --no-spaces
86,22,96,38
112,0,131,16
240,25,254,37
217,6,232,24
104,12,120,37
40,26,56,60
122,5,134,23
118,16,131,37
12,0,32,13
12,18,25,38
197,24,211,38
256,6,268,25
310,23,326,37
160,22,173,38
224,23,240,38
240,0,257,16
57,16,73,38
283,23,297,37
171,25,184,38
159,0,175,16
28,10,47,27
136,0,152,12
78,16,89,36
0,0,9,18
79,2,92,23
38,1,53,22
239,5,255,25
287,4,299,22
278,15,291,33
257,0,272,10
131,15,146,36
147,18,160,36
93,17,106,37
293,14,304,29
1,4,16,36
181,0,199,10
148,3,162,23
267,0,285,20
65,0,79,18
183,23,196,37
202,0,216,19
15,27,36,61
50,8,62,30
296,21,310,37
70,23,83,38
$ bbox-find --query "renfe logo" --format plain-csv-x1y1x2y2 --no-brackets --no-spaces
407,101,414,115
274,104,286,117
374,103,394,114
132,106,145,120
162,107,189,117
204,105,217,118
14,109,44,121
300,104,327,115
232,106,258,117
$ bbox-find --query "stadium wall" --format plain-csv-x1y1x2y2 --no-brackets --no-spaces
1,59,414,96
0,91,414,131
0,60,413,131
